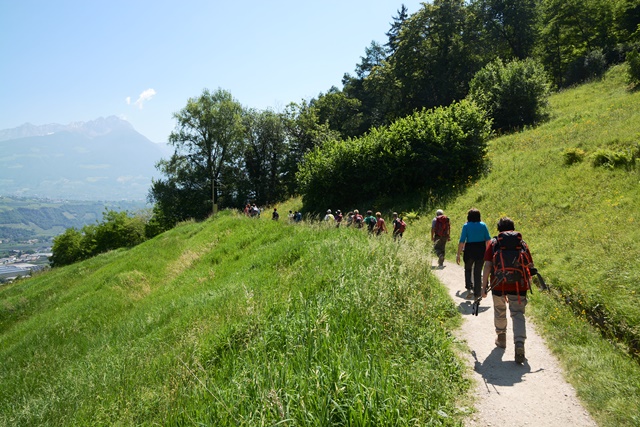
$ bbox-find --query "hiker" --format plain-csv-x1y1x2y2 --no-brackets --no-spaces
431,209,450,267
364,210,377,234
294,211,302,222
288,210,294,222
243,204,250,216
272,208,279,221
335,210,343,227
456,208,491,299
392,212,406,241
250,204,260,217
352,209,364,228
324,209,334,222
374,212,387,236
345,211,354,227
481,217,534,364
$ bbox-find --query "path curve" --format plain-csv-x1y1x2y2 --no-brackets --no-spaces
433,260,597,427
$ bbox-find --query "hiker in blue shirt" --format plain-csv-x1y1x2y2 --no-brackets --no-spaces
456,208,491,299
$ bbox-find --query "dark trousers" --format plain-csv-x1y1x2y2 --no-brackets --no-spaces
463,241,485,297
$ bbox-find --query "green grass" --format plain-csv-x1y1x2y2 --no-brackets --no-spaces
0,211,468,426
417,64,640,427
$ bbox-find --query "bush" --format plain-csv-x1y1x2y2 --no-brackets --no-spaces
468,58,550,132
563,148,586,165
565,49,608,86
590,149,635,169
50,210,148,267
297,100,492,212
627,50,640,86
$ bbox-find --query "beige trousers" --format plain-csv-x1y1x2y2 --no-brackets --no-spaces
492,294,527,344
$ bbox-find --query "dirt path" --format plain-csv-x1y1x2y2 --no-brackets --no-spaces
433,260,597,427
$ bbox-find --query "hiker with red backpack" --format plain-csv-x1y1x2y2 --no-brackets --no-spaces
431,209,450,267
481,217,535,364
456,208,491,299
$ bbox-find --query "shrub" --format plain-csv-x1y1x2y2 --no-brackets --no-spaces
467,58,550,132
565,49,608,86
297,100,492,212
563,148,586,165
627,50,640,86
590,149,635,169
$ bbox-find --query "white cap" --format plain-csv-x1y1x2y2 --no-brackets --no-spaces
436,209,444,216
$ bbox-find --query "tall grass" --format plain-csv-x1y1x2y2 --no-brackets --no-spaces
0,211,468,426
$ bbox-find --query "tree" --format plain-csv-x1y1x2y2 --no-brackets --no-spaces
165,88,245,215
389,0,478,116
50,227,84,267
469,0,538,60
467,58,550,131
536,0,617,87
386,5,410,54
243,109,288,205
281,101,339,195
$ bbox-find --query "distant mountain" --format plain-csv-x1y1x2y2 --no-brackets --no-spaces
0,117,171,201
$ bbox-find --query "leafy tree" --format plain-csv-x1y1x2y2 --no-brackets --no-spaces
153,88,245,219
281,101,339,195
615,0,640,43
243,109,288,205
389,0,478,116
469,0,538,60
627,49,640,85
92,210,146,255
311,87,364,139
467,58,550,131
536,0,617,87
50,228,84,267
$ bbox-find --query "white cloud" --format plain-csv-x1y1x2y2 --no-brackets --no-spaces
126,96,131,105
134,88,157,109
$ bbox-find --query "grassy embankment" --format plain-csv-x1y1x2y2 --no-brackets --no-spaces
420,64,639,426
0,211,468,426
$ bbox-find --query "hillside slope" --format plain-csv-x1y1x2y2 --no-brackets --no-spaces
0,212,467,426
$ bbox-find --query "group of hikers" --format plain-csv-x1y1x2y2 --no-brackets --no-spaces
320,209,407,240
245,202,533,365
432,208,534,365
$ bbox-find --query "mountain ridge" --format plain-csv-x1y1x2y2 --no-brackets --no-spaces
0,117,170,201
0,116,142,142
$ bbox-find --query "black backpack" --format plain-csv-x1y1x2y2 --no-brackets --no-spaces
491,231,533,290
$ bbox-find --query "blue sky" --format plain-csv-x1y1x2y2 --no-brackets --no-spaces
1,1,424,143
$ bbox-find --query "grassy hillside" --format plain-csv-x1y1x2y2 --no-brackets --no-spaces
425,65,640,426
0,212,467,426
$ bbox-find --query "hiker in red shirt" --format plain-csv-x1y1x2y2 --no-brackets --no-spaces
481,217,534,364
431,209,450,267
374,212,387,236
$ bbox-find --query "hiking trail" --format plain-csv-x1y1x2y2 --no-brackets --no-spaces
433,260,597,427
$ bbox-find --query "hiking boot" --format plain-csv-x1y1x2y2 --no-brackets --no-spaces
515,343,525,364
495,333,506,349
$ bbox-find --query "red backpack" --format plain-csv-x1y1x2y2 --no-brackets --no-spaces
434,215,450,237
491,231,533,294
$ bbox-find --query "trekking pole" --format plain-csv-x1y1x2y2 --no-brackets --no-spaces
530,268,550,291
471,279,497,316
